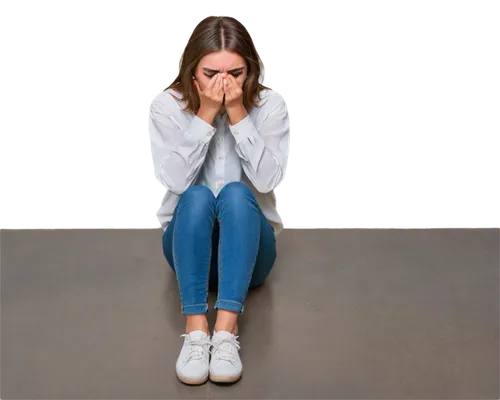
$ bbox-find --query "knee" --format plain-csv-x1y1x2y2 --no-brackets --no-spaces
179,185,215,205
218,181,253,199
181,185,215,201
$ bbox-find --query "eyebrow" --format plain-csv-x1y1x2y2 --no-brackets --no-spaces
202,67,245,73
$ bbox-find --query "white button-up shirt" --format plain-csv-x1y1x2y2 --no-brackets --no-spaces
149,87,290,236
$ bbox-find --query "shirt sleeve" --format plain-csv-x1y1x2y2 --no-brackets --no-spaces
228,94,290,193
149,99,217,195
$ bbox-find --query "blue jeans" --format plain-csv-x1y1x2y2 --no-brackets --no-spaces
162,181,277,315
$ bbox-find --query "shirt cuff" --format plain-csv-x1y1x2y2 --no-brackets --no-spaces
228,115,254,144
188,114,217,143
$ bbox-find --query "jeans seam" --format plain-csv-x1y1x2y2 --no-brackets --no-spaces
218,215,222,304
251,220,275,289
246,233,259,289
183,303,208,308
172,209,184,312
205,217,212,298
216,299,243,306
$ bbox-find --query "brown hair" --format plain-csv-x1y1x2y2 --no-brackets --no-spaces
163,16,272,115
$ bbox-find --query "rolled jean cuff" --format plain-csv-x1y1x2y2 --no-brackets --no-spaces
214,299,245,314
182,303,208,315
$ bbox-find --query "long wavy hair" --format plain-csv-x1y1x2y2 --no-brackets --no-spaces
163,16,272,115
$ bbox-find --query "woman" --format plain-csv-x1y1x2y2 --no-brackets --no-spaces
148,16,290,385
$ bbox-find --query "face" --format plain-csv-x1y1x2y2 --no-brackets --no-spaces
193,50,248,93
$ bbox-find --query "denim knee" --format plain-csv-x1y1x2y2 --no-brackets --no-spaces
179,184,215,205
216,182,256,214
217,181,253,198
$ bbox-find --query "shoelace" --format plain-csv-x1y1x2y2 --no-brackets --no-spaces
210,335,241,364
180,334,212,362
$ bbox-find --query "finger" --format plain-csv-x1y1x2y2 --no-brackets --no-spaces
224,74,232,97
229,74,240,89
219,72,223,93
206,73,216,90
213,73,222,99
218,74,224,100
227,74,235,84
208,73,220,90
216,74,223,96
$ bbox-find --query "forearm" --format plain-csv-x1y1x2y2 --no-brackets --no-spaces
227,104,248,126
150,106,217,195
196,106,218,126
227,104,290,193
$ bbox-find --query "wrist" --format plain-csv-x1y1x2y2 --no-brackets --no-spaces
227,104,248,125
196,107,217,125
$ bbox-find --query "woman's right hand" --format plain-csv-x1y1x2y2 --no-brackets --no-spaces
193,73,224,116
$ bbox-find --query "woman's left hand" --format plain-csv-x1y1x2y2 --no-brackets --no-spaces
223,74,244,110
223,73,248,125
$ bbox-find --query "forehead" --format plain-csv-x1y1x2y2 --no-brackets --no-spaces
199,50,245,72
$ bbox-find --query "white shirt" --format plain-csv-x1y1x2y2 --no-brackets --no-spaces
148,87,290,236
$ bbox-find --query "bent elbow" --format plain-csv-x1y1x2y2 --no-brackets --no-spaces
166,180,190,196
168,186,184,196
156,172,188,196
256,168,285,194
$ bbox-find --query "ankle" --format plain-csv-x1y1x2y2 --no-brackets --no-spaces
185,316,209,335
186,325,210,335
214,310,239,336
214,325,238,335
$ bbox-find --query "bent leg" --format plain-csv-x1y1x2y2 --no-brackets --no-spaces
162,185,217,315
248,215,277,290
213,181,275,314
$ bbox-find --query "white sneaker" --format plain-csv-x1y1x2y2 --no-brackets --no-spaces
176,330,211,385
209,330,243,383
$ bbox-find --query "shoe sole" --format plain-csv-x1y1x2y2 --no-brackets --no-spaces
176,372,209,385
209,371,242,383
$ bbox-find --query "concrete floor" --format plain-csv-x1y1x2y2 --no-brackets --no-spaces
1,228,498,399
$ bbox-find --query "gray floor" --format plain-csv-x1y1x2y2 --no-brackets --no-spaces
1,228,498,399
